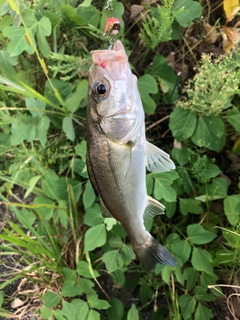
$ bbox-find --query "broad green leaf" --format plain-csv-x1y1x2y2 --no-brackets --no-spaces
63,116,75,141
87,309,100,320
78,278,95,295
169,107,197,141
227,106,240,133
104,217,117,231
174,265,184,285
187,224,216,244
120,244,136,265
77,261,100,278
127,304,139,320
171,239,191,264
191,116,226,152
106,298,124,320
87,294,110,310
0,50,17,80
61,4,88,26
36,16,51,58
179,295,196,319
194,302,213,320
191,247,213,275
42,177,81,202
3,26,35,56
61,281,83,297
178,167,192,194
194,286,216,302
20,208,36,226
84,204,104,227
171,146,190,165
65,80,88,113
224,194,240,226
180,199,202,215
200,271,218,289
109,235,122,248
197,177,228,202
83,180,95,209
25,97,46,117
62,268,77,282
43,292,61,308
79,0,92,6
153,172,177,202
37,115,50,147
10,117,36,145
183,267,198,291
62,300,76,320
71,299,89,320
173,0,203,27
140,282,154,307
24,175,41,199
84,224,106,252
75,141,87,159
77,5,101,28
151,55,178,104
138,74,158,114
102,250,124,272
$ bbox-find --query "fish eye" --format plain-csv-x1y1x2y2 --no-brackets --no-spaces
96,83,106,95
92,80,110,100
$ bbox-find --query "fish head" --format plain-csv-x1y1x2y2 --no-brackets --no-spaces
88,40,139,118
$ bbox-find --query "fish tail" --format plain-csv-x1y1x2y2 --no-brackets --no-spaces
133,233,177,272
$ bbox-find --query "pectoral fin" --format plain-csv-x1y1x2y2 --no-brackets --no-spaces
143,196,165,222
146,141,175,173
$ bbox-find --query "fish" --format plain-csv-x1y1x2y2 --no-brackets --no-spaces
86,40,177,272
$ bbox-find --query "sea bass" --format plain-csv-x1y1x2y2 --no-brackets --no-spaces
86,40,176,272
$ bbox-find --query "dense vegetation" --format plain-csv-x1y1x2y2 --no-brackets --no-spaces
0,0,239,319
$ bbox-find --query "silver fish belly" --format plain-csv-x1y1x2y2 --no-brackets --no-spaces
86,40,176,272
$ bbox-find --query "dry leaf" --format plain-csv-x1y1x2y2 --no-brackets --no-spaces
203,21,218,44
167,52,189,82
223,0,239,21
221,25,240,51
11,298,25,309
130,5,145,19
173,139,182,149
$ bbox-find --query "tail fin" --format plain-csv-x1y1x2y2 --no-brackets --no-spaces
133,233,177,272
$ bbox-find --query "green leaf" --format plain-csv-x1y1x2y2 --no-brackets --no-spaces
63,116,75,141
171,239,191,264
79,0,92,6
3,26,35,56
171,146,190,165
0,50,17,80
43,292,61,308
83,180,95,209
179,295,196,319
102,250,124,272
194,302,213,320
191,247,213,275
36,16,51,58
120,244,136,265
138,74,158,114
87,294,110,310
78,278,95,295
77,261,100,279
71,299,89,320
183,267,198,291
84,204,104,227
187,224,216,244
227,106,240,133
224,194,240,226
153,171,178,202
194,286,216,302
197,178,228,202
87,309,100,320
169,107,197,141
61,4,88,26
180,199,202,215
37,115,50,147
106,298,124,320
84,224,106,252
75,141,86,159
0,292,3,308
25,97,46,117
127,304,139,320
62,268,77,282
173,0,203,27
151,55,178,104
61,281,83,297
62,300,76,320
65,80,88,113
191,116,226,152
200,272,218,289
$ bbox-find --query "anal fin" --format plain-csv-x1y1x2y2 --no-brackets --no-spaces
143,196,165,222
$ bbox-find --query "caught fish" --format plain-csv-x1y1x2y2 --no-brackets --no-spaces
86,40,177,272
